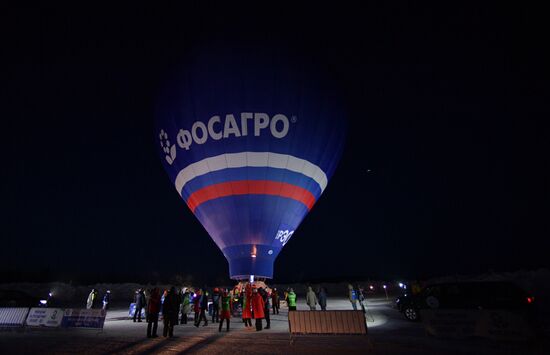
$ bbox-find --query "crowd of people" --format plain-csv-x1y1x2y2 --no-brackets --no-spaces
126,284,294,338
133,284,279,337
84,282,370,338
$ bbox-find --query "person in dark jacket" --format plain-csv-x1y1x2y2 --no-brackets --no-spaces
147,288,161,338
134,289,146,322
193,290,201,324
160,289,167,314
260,288,271,329
162,287,179,337
211,288,220,323
318,287,328,311
357,286,366,313
174,289,182,325
195,290,209,327
232,287,241,316
271,288,280,314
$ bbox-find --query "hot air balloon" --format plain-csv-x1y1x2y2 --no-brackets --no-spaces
155,40,347,281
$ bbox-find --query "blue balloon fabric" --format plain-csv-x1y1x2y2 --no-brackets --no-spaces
155,43,347,279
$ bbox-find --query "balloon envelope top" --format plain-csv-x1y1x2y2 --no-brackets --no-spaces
155,42,347,279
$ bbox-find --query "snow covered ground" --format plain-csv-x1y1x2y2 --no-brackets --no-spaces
1,297,548,354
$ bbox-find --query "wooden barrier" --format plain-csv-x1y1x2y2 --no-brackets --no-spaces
288,310,367,335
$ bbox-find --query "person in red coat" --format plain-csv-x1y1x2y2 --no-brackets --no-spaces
146,288,161,338
241,284,252,327
251,287,265,331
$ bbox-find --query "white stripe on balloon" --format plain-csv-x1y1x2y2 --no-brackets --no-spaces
174,152,328,196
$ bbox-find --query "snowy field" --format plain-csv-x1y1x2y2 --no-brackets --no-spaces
1,297,549,354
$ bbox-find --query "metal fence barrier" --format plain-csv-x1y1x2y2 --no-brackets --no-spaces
1,307,105,330
0,308,30,327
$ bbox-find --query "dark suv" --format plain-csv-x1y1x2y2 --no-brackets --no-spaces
395,291,422,321
395,281,535,322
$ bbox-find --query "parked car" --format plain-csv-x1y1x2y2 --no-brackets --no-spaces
395,291,424,321
396,281,535,324
0,289,43,307
396,281,540,340
421,281,538,339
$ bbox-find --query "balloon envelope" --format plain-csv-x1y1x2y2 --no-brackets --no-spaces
155,43,347,279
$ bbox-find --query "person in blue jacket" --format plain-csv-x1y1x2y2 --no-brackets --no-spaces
102,290,111,310
348,284,358,310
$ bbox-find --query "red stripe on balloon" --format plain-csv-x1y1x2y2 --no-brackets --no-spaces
186,180,316,212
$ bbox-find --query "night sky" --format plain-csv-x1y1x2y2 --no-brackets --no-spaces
1,3,548,285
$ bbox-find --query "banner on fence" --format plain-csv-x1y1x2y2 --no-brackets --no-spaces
26,308,64,327
61,308,106,329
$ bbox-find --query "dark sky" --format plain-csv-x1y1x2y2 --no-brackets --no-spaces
1,2,548,285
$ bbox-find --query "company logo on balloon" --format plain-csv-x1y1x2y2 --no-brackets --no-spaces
159,129,177,165
176,112,290,152
275,230,294,246
161,113,293,165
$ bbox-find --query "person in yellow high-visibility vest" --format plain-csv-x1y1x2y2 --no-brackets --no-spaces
86,289,98,309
